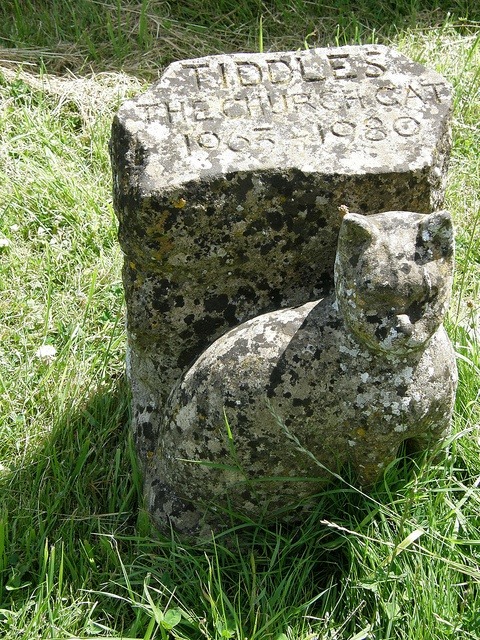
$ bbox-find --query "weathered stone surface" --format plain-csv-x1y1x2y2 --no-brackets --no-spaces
113,45,451,191
110,45,452,468
110,45,455,538
148,211,457,538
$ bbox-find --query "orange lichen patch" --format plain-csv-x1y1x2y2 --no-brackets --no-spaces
355,427,367,438
150,236,174,259
148,210,170,235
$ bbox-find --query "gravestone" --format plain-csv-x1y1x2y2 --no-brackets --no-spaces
110,45,454,537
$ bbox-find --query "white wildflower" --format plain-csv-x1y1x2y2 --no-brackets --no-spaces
36,344,57,363
0,237,10,249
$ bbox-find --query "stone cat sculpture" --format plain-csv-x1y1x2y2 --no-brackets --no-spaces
147,211,457,537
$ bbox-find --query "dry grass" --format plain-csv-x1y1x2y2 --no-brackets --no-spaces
0,64,143,127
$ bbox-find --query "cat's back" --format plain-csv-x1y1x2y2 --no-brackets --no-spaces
178,296,338,392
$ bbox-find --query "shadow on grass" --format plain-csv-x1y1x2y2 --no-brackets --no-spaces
0,376,139,595
0,365,454,638
0,369,393,631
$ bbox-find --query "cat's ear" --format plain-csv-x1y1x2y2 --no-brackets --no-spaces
340,213,379,246
416,210,454,261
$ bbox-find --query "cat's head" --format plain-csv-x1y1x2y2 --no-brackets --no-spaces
334,211,454,355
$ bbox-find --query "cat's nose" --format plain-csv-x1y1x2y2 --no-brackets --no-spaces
395,314,413,336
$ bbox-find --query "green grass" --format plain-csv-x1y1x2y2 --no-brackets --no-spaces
0,2,479,638
0,1,480,77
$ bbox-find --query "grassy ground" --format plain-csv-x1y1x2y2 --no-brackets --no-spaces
0,1,479,77
0,2,479,638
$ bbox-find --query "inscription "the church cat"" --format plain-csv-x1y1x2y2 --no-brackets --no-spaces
146,211,457,537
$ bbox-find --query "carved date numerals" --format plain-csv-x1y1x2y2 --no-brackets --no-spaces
324,116,420,141
183,115,421,156
184,126,275,155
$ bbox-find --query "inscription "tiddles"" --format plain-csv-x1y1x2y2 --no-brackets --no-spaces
181,50,387,89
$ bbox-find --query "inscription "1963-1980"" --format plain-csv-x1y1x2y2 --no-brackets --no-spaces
181,115,422,157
